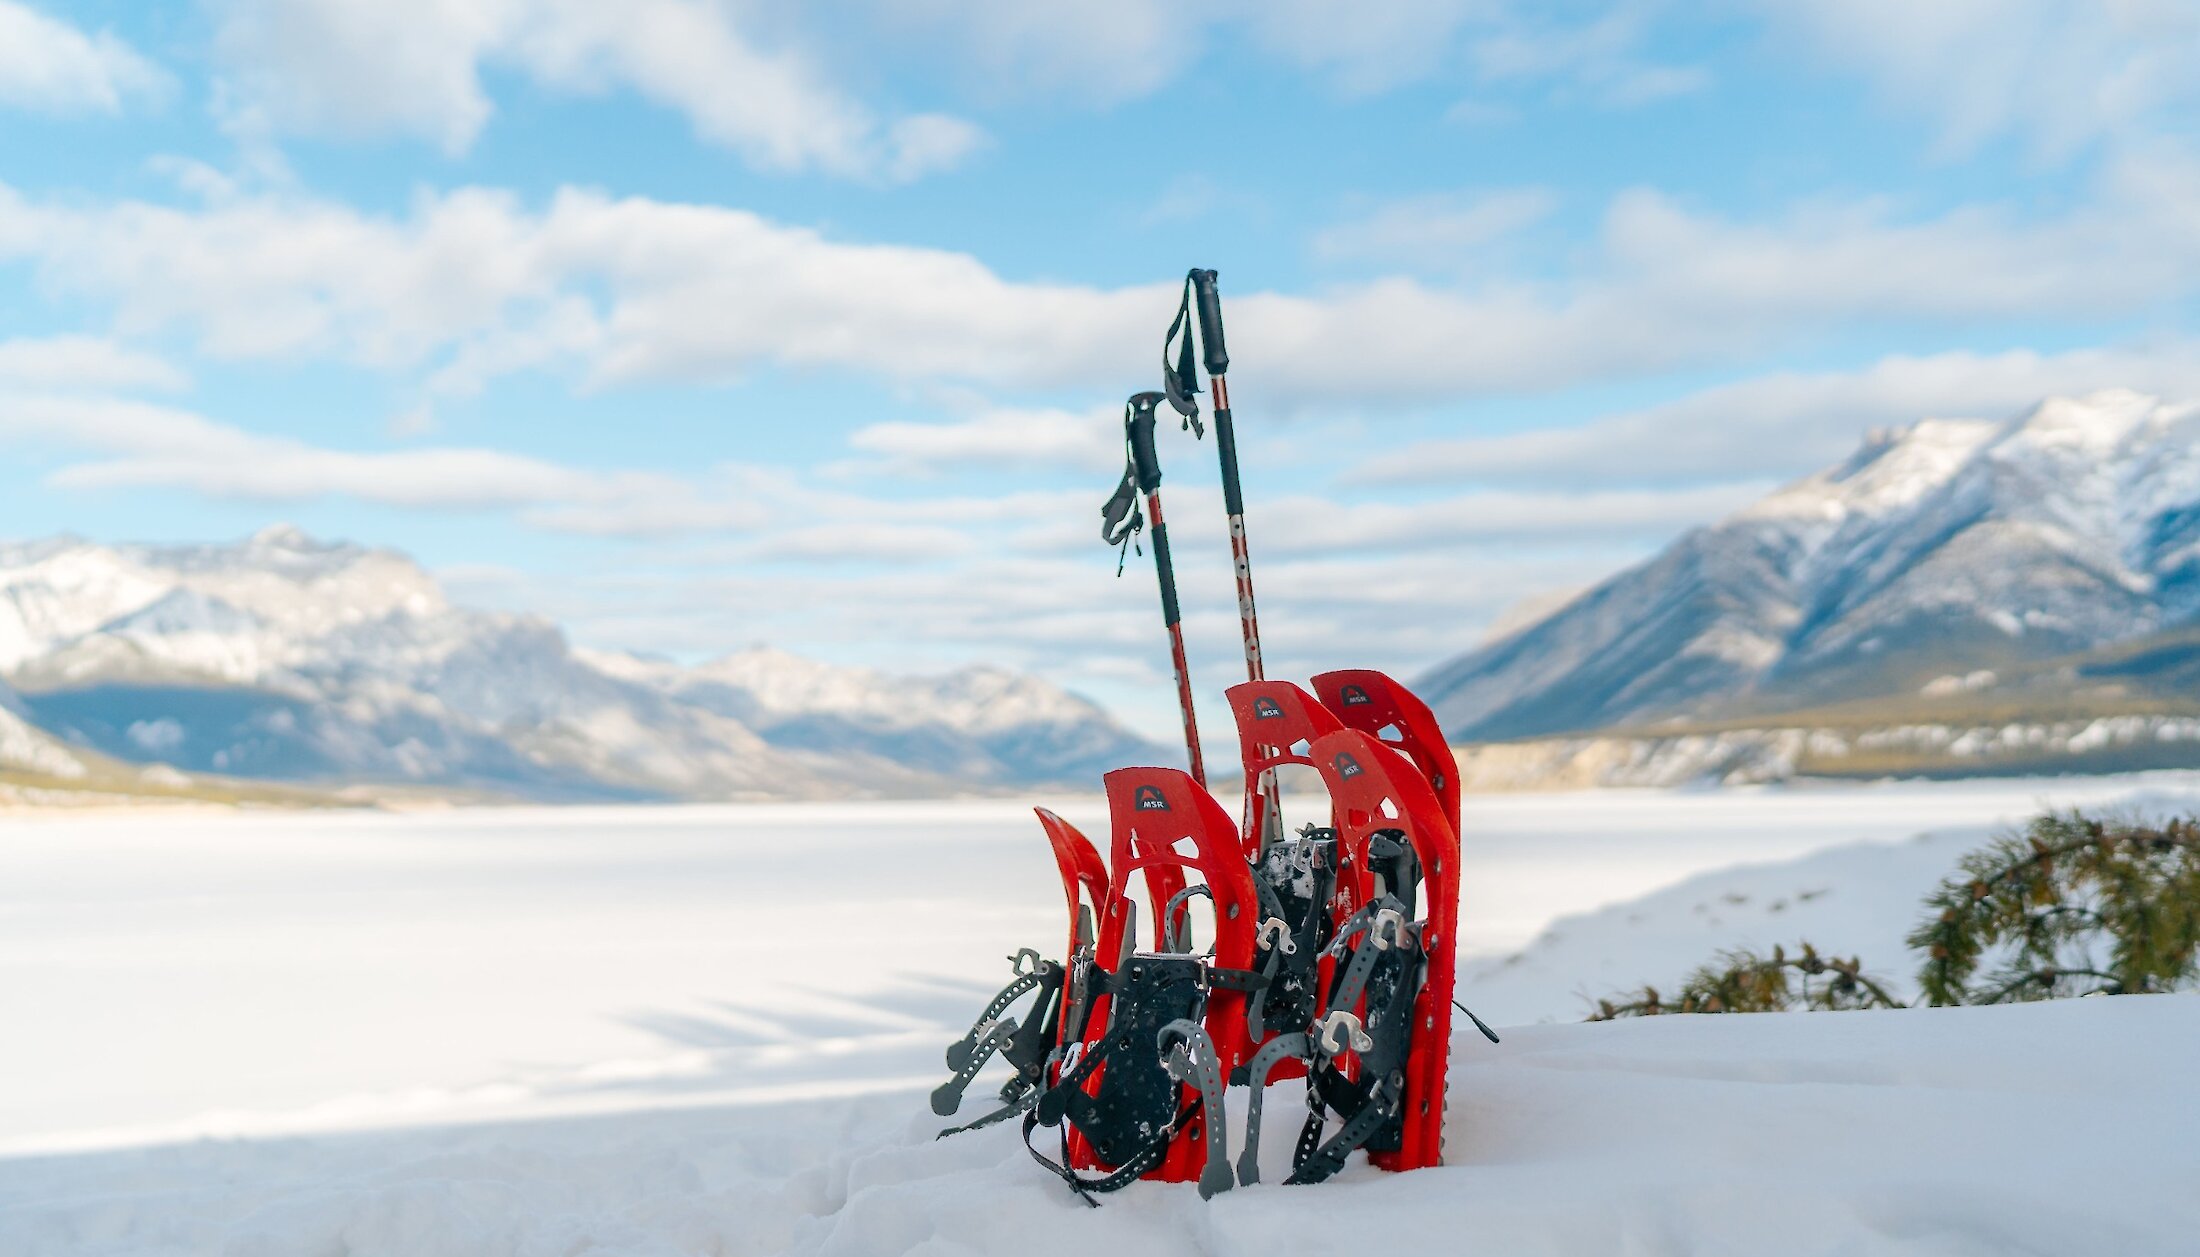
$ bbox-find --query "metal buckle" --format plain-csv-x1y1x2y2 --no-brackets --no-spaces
1313,1010,1374,1056
1369,908,1408,951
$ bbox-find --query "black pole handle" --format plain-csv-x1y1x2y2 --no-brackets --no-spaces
1126,391,1166,492
1190,269,1228,377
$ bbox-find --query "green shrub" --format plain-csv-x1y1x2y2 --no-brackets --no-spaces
1588,942,1901,1020
1586,809,2200,1020
1910,810,2200,1005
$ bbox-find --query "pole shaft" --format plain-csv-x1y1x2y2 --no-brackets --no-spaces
1145,488,1206,787
1209,375,1280,847
1209,377,1261,683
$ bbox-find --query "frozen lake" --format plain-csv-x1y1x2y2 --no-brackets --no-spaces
5,774,2197,1155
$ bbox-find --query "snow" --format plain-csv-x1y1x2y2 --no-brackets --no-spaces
4,775,2197,1254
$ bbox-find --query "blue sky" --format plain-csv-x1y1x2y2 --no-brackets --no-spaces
3,1,2200,737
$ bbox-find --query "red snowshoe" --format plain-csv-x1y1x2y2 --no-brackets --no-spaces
1232,722,1462,1183
1028,767,1261,1199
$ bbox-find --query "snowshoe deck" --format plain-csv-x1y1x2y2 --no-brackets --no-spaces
1044,767,1260,1190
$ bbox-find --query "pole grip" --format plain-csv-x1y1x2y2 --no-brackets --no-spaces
1191,269,1228,376
1126,392,1165,492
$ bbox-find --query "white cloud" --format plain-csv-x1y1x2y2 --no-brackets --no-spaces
1349,342,2200,489
0,391,728,520
5,155,2200,408
0,336,187,393
208,0,982,180
1748,0,2200,159
0,1,166,115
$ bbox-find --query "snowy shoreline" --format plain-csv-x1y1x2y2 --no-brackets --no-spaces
6,777,2198,1253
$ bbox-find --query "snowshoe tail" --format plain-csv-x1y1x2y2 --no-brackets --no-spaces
1311,669,1461,836
1035,807,1108,977
1223,679,1346,863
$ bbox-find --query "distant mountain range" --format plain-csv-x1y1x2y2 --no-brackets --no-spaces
0,527,1160,804
1423,390,2200,785
14,388,2198,806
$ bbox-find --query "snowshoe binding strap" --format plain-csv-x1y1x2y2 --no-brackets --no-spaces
1234,1030,1312,1185
934,952,1066,1122
1022,1096,1197,1206
932,1017,1015,1117
1162,884,1212,953
943,950,1046,1075
1289,1069,1405,1185
1158,1020,1233,1199
935,1081,1042,1139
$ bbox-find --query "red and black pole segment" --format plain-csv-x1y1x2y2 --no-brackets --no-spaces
1183,269,1281,850
1122,390,1207,788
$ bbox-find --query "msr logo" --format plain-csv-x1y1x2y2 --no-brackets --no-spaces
1252,696,1284,720
1339,684,1372,707
1331,751,1364,780
1134,784,1172,811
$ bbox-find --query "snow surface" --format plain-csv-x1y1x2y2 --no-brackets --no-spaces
5,775,2197,1254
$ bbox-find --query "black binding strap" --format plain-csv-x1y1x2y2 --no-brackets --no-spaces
1287,1070,1405,1185
1022,1098,1202,1205
1235,1031,1312,1186
944,965,1045,1074
931,1017,1015,1116
1158,1020,1233,1199
1161,275,1206,431
935,1085,1037,1140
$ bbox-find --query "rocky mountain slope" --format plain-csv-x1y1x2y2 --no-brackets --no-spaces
0,528,1158,802
1423,390,2200,783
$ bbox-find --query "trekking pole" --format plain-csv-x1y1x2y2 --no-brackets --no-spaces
1102,391,1206,787
1164,269,1281,850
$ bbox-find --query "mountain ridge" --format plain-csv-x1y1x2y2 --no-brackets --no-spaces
1422,388,2200,782
0,530,1161,803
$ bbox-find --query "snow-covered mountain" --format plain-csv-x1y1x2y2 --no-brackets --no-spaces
1423,390,2200,759
589,645,1156,787
0,528,1160,801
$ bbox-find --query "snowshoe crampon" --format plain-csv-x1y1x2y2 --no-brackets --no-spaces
930,807,1106,1138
